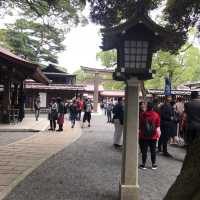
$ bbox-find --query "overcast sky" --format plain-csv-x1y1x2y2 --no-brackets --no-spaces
58,4,103,74
58,4,165,74
58,22,102,74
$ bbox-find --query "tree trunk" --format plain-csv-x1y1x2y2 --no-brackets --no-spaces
164,137,200,200
139,80,147,100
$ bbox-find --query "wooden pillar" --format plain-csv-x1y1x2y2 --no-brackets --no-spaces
11,83,18,107
93,72,99,112
120,77,139,200
18,81,25,121
2,76,11,111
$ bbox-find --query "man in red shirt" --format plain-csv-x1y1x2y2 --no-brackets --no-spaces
139,101,161,170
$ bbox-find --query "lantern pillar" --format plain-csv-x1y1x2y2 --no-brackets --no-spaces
120,77,139,200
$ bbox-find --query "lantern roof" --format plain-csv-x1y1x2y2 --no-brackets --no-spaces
101,10,182,52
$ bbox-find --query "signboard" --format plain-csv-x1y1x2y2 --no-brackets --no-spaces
164,77,171,96
39,92,47,108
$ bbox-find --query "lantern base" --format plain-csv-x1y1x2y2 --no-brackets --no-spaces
119,183,139,200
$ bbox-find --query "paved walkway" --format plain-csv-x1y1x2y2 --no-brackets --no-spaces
0,114,49,132
2,114,186,200
0,121,82,200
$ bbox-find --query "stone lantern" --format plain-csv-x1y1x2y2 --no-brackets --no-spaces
101,2,181,200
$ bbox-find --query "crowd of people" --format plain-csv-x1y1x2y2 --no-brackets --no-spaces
34,91,200,171
101,98,124,148
47,96,93,131
102,91,200,170
139,91,200,170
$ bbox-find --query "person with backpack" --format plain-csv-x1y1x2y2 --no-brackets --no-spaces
82,98,93,128
139,101,161,170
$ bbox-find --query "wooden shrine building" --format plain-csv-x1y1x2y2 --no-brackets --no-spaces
24,64,84,109
0,47,49,123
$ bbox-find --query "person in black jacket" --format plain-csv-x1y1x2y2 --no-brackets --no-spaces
169,101,180,144
112,97,124,148
69,100,78,128
158,96,174,157
56,97,65,132
184,91,200,145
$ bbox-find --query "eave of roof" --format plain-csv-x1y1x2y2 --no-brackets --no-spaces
0,47,49,84
184,82,200,87
100,90,125,97
147,89,191,95
44,72,75,77
43,64,69,74
81,66,114,73
24,82,84,91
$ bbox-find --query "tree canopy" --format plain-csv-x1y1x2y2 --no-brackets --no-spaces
2,19,65,63
0,0,86,27
0,1,87,63
164,0,200,33
88,0,162,27
88,0,200,49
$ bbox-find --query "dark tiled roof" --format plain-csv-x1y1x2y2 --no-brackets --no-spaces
0,47,49,84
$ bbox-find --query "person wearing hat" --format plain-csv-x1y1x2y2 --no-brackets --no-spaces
184,90,200,145
139,101,160,170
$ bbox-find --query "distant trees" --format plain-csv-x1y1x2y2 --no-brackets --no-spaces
88,0,200,50
2,19,65,63
0,0,86,63
96,50,117,68
0,0,86,26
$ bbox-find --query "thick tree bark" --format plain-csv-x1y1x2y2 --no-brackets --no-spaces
164,137,200,200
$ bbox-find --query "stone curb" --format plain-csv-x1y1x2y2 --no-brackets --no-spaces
0,129,40,132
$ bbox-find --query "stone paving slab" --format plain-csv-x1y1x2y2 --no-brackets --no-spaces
0,122,82,200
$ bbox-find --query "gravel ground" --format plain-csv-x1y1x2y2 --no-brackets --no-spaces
0,132,36,146
3,114,186,200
